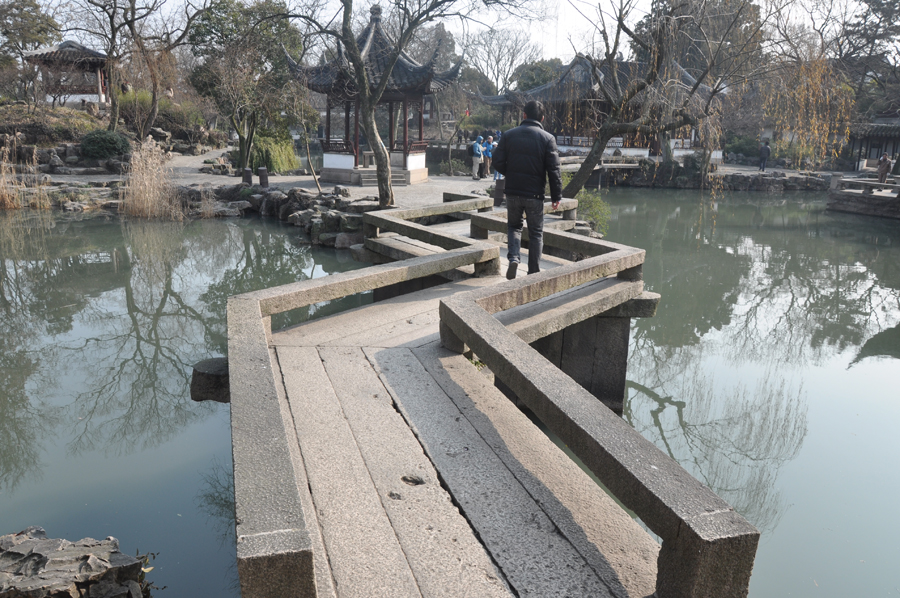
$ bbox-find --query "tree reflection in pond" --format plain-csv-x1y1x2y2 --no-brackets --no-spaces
0,212,367,496
610,189,900,540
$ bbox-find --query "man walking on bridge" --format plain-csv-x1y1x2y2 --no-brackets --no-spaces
493,100,562,279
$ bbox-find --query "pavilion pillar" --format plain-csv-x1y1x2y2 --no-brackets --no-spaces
354,99,360,168
344,102,351,143
388,102,394,150
325,102,331,141
403,98,409,169
419,97,424,142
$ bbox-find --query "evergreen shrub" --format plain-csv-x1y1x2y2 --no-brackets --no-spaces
80,129,131,159
239,135,299,173
724,133,760,157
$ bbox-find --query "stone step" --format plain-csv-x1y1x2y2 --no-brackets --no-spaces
359,172,408,187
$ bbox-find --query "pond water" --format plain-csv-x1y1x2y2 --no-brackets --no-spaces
2,190,898,597
0,213,369,595
602,188,900,597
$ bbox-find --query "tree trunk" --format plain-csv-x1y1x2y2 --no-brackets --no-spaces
305,132,322,194
659,131,674,163
433,95,443,141
234,111,258,170
106,64,120,132
137,61,161,140
360,99,393,207
562,127,616,198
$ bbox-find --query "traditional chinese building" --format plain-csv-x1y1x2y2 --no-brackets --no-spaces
23,41,108,105
479,55,713,154
285,5,461,185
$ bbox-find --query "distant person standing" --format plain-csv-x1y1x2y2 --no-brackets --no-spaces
877,152,892,184
493,100,562,279
471,136,484,180
457,130,463,144
482,136,493,177
759,140,771,172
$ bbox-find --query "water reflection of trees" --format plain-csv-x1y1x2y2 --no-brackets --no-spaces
196,457,238,595
608,191,900,533
0,212,63,491
63,222,217,455
0,214,337,483
625,356,807,534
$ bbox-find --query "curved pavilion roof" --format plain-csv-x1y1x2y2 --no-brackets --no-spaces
23,41,107,70
286,5,462,102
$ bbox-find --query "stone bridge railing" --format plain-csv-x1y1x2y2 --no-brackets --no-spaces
441,207,760,598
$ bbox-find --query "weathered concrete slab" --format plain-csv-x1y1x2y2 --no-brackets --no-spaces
364,346,616,598
412,343,660,598
268,349,336,598
277,345,422,598
495,277,644,344
271,279,494,348
364,235,474,280
227,297,316,598
319,346,513,598
244,246,499,317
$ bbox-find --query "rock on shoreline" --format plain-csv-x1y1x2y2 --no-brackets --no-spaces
0,527,143,598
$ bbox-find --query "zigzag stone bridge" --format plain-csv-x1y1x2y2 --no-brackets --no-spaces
226,195,759,598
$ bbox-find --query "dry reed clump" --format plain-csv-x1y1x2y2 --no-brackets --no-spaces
0,147,23,210
120,140,183,220
199,185,216,218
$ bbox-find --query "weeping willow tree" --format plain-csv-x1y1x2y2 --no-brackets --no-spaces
762,58,854,166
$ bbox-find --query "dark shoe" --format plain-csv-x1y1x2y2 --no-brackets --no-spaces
506,262,518,280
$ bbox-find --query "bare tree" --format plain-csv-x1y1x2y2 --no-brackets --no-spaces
286,0,534,207
465,27,540,93
124,0,208,138
55,0,153,131
563,0,775,197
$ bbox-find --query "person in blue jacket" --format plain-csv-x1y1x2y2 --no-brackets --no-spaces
482,136,494,178
471,136,483,180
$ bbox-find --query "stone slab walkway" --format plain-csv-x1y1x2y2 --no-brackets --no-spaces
265,277,659,598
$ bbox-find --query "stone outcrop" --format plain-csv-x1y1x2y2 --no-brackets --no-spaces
0,527,143,598
607,159,832,192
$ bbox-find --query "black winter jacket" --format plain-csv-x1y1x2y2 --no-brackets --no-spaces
493,120,562,201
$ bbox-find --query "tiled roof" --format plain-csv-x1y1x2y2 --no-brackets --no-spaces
850,122,900,138
479,55,716,107
286,5,461,100
23,41,107,68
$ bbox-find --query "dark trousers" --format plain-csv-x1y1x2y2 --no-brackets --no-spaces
759,157,768,171
506,196,545,274
477,162,485,178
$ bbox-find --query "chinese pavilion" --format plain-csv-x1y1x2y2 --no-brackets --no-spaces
23,41,108,105
285,5,461,185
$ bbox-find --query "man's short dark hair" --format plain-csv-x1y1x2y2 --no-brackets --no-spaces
524,100,544,122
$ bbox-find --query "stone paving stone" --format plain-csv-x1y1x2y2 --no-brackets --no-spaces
268,349,336,598
319,346,513,598
413,342,660,598
364,346,616,598
271,279,492,348
277,345,422,598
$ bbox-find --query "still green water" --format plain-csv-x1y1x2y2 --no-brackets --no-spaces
1,192,898,596
0,212,369,595
603,188,900,597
